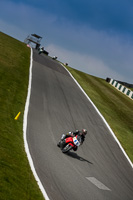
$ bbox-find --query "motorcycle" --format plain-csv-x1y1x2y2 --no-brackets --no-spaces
57,135,81,153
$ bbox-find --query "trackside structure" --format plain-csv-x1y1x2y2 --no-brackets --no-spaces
24,34,42,49
107,78,133,100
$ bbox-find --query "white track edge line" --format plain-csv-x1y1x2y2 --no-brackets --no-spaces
23,48,50,200
61,64,133,169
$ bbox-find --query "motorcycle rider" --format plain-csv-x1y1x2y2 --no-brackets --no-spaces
38,46,44,54
57,129,87,151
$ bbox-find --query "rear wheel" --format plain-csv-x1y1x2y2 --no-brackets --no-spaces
62,144,73,153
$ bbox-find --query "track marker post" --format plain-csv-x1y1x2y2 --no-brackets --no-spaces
14,112,21,120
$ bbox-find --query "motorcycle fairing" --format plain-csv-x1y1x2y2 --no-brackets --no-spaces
65,137,74,147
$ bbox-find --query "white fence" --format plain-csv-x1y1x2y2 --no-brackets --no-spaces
109,79,133,100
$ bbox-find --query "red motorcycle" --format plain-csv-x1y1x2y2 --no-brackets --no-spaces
58,135,81,153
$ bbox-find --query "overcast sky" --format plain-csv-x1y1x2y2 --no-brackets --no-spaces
1,0,133,83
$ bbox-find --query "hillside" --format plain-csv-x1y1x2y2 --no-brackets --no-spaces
0,32,44,200
66,66,133,163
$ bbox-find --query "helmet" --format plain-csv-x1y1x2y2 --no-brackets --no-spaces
81,129,87,136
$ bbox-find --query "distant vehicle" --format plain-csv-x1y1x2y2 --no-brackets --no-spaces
52,56,57,60
38,47,49,55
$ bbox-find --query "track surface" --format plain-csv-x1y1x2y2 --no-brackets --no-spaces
27,50,133,200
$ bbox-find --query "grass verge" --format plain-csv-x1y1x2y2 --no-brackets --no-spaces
0,32,44,200
66,66,133,163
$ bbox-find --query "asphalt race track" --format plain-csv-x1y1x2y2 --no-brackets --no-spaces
26,49,133,200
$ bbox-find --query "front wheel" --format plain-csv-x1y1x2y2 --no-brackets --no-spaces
62,144,73,153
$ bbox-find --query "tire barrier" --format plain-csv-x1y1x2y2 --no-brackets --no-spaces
107,78,133,100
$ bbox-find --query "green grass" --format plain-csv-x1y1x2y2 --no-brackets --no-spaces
0,32,44,200
66,66,133,163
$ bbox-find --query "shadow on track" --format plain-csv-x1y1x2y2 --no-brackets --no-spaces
66,152,93,165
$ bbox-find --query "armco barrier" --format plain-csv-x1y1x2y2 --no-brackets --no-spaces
109,79,133,100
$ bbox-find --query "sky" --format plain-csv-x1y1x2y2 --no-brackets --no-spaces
0,0,133,83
